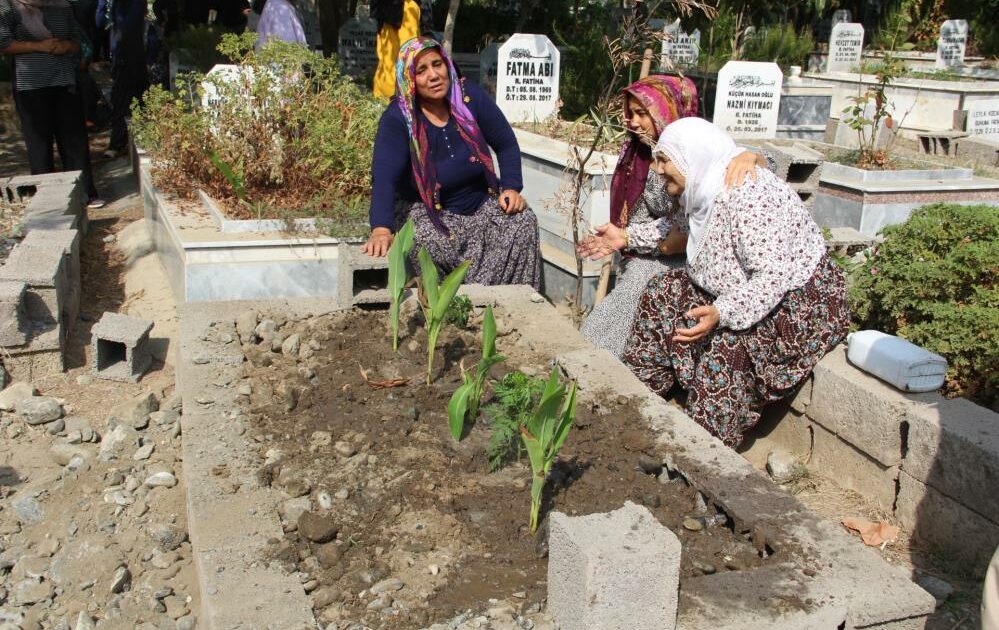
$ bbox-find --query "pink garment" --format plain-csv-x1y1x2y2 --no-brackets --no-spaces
255,0,306,51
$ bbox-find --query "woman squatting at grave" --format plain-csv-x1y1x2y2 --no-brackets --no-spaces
623,118,850,447
577,75,768,359
362,37,542,290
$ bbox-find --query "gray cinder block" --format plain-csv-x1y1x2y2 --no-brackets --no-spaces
548,502,681,630
0,243,67,326
21,230,81,334
336,245,390,307
0,281,29,347
91,312,154,383
3,171,82,203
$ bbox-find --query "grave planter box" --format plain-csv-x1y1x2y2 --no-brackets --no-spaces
514,128,618,307
812,160,999,236
806,70,999,138
807,50,991,73
138,155,376,305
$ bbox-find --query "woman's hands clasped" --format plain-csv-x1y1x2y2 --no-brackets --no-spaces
674,305,719,342
578,223,627,261
362,226,394,257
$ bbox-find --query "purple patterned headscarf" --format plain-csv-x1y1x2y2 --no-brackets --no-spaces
395,36,499,234
609,75,698,228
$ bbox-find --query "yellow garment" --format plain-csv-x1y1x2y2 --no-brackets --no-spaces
373,0,421,99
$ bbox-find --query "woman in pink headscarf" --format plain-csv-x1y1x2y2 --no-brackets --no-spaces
577,75,767,358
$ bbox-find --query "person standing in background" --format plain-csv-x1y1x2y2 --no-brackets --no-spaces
97,0,148,157
255,0,305,50
0,0,104,207
371,0,432,99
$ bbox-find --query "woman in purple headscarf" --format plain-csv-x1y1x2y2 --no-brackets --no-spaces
577,75,768,358
362,37,540,289
255,0,305,51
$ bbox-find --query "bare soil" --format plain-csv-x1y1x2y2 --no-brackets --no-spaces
240,309,774,628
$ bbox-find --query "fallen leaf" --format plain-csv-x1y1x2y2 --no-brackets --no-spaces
357,363,410,390
842,517,900,547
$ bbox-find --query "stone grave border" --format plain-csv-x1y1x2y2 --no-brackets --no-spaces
178,285,935,629
0,172,86,382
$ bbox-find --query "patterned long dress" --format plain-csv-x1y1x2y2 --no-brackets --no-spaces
623,171,849,447
580,171,686,358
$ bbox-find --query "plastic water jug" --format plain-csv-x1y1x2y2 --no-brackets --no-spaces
846,330,947,393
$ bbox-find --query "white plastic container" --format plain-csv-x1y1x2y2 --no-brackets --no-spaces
846,330,948,393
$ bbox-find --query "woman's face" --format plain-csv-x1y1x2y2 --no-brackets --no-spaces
624,95,657,145
413,49,450,102
653,156,686,196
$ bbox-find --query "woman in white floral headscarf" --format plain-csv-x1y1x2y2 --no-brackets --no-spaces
623,117,849,448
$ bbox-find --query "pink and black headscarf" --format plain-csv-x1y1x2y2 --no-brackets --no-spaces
395,37,499,234
609,75,698,228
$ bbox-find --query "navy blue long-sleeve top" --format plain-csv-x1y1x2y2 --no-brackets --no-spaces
369,80,523,231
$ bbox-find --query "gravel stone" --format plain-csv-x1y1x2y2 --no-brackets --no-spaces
144,472,177,488
17,396,63,425
297,512,338,543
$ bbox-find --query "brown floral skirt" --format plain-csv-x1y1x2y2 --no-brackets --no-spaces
623,256,849,447
398,197,542,290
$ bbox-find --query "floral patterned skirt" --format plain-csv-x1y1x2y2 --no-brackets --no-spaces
399,197,542,290
623,256,849,447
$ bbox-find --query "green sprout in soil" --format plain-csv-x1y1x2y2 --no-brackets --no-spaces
388,219,416,351
417,247,470,384
444,294,473,329
520,367,578,533
446,305,506,441
485,371,546,472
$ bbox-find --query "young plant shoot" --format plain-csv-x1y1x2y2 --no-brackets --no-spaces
417,247,471,384
520,367,578,533
447,305,506,441
387,219,416,351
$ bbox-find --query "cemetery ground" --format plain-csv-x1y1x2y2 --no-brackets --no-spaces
0,95,992,630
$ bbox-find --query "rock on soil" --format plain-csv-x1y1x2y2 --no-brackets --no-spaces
297,511,338,543
16,396,63,425
0,381,37,410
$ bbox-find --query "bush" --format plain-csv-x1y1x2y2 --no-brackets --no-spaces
741,23,814,73
849,203,998,405
132,34,384,236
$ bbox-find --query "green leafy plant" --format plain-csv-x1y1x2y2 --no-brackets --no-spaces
131,36,383,231
841,52,904,170
740,23,814,73
444,295,473,329
520,367,578,533
446,306,506,441
485,371,547,472
388,220,416,351
417,247,471,384
850,203,998,405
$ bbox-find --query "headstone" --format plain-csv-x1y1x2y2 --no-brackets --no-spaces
297,0,323,48
338,16,378,80
479,43,501,97
827,23,864,73
496,34,561,123
712,61,783,139
831,9,852,26
967,100,999,139
200,64,249,112
660,20,700,70
935,19,968,69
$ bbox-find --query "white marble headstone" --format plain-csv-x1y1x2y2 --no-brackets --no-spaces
968,100,999,139
935,19,968,68
712,61,783,139
827,23,864,73
496,34,561,123
661,20,700,70
201,64,248,112
338,17,378,79
831,9,852,26
479,43,501,97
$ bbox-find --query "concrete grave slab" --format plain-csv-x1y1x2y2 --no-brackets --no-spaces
549,502,681,630
902,396,999,524
3,171,81,203
91,313,154,383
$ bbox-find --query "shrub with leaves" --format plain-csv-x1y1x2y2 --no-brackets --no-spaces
447,306,506,441
485,371,547,472
740,23,814,73
444,295,473,329
849,203,998,405
131,35,383,234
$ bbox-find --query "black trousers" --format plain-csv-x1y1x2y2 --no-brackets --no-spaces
13,84,98,198
108,54,149,151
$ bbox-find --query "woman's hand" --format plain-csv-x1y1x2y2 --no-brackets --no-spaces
724,150,760,189
498,189,525,214
674,304,719,342
578,223,627,260
361,227,394,257
657,226,687,256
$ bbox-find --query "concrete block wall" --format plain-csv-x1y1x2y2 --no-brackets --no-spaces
0,173,87,380
746,346,999,577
